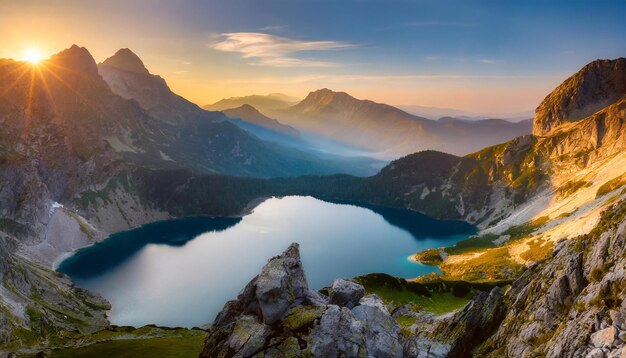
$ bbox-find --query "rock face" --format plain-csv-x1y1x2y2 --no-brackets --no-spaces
534,58,626,136
200,244,506,357
476,199,626,357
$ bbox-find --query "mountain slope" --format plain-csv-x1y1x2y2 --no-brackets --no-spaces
204,93,299,113
534,57,626,136
274,88,533,158
97,49,382,178
223,104,300,138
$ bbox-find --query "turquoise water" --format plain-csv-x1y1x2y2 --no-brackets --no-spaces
58,196,474,327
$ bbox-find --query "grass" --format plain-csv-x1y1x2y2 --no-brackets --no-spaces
47,334,205,358
443,234,498,255
557,180,591,198
441,247,524,281
414,248,444,265
596,173,626,198
352,273,501,315
520,238,554,262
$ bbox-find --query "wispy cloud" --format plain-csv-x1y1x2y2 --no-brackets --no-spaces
480,59,496,64
208,32,356,67
259,25,286,32
173,70,189,74
181,61,192,65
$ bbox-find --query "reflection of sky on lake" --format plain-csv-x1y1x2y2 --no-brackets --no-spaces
59,196,472,327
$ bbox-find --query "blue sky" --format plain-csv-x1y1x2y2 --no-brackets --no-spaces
2,0,626,112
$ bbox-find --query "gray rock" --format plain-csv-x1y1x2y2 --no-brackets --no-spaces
359,294,389,315
352,304,403,358
226,315,271,357
329,278,365,309
309,305,367,357
587,347,606,358
255,243,310,324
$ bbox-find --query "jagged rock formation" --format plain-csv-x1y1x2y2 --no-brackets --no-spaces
534,58,626,136
476,199,626,357
200,243,505,357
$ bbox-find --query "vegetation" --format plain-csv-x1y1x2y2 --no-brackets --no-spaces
557,180,591,198
596,173,626,198
440,247,524,281
18,326,205,358
443,234,498,255
520,238,554,262
354,273,507,315
414,249,445,265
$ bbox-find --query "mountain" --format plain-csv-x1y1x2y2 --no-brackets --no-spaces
96,48,379,178
98,48,202,124
204,93,299,113
197,58,626,357
397,104,533,121
534,57,626,135
223,104,300,138
2,45,626,356
273,88,533,158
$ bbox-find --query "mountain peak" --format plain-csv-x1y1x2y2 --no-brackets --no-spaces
300,88,355,107
49,45,100,78
533,57,626,135
100,48,149,74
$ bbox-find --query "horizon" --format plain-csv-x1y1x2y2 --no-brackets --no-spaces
3,0,626,113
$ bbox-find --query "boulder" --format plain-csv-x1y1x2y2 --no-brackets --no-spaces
352,304,403,358
591,327,618,348
329,278,365,309
309,305,367,357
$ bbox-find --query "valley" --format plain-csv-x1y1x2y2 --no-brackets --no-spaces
0,19,625,358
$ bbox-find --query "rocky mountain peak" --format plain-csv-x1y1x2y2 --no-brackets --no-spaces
300,88,355,108
533,57,626,136
48,45,101,79
100,48,150,74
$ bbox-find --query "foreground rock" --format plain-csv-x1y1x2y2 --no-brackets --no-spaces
200,243,505,357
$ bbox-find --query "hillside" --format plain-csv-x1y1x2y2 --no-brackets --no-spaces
223,104,300,138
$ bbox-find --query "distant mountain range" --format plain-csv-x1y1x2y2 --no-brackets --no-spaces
267,88,532,158
204,93,300,113
396,104,533,122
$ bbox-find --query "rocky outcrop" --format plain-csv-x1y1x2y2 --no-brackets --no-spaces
200,243,507,357
534,58,626,136
200,243,406,357
476,199,626,357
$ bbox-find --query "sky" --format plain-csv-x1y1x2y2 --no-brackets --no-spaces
2,0,626,113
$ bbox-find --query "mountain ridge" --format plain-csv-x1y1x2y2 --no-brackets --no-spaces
274,88,533,158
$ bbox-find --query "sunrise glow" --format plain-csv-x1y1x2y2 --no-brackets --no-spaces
22,48,43,64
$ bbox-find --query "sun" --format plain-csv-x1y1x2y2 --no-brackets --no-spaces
22,48,43,65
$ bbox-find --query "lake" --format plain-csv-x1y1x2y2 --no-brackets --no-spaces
58,196,475,327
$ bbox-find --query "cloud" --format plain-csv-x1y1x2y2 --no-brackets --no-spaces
181,61,192,65
208,32,356,67
259,25,286,32
173,70,189,74
480,59,496,64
